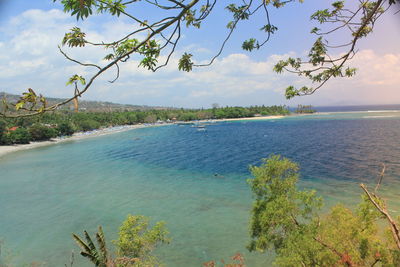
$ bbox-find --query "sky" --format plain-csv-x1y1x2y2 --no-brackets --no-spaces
0,0,399,108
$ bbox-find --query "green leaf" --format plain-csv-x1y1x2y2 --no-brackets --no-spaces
66,74,86,86
178,53,193,72
62,27,86,47
261,24,278,34
242,38,257,51
15,101,25,111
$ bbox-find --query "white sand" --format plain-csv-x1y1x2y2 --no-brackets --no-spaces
215,115,285,122
0,124,162,159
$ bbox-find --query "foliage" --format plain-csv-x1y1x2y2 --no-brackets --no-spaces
73,215,169,267
66,74,86,86
57,121,76,136
178,53,193,72
177,112,198,121
272,0,388,98
248,155,400,266
13,88,47,113
113,215,170,266
28,124,58,141
143,115,157,124
203,253,245,267
247,155,322,252
7,128,31,144
76,119,101,132
0,120,6,145
72,226,109,267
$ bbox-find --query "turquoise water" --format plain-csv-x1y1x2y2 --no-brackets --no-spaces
1,111,400,266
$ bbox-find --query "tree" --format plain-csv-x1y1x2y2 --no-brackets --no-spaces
0,120,7,145
76,119,101,132
113,215,170,266
7,128,31,144
248,155,400,266
178,112,197,121
1,0,398,117
72,226,110,267
143,115,157,124
73,215,169,267
203,253,245,267
57,121,76,136
28,124,58,141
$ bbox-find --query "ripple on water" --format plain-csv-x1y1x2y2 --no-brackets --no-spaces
0,112,399,266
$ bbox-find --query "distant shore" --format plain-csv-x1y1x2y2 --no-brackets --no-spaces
215,115,285,122
0,115,286,158
0,124,164,159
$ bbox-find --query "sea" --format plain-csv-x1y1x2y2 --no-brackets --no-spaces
1,106,400,266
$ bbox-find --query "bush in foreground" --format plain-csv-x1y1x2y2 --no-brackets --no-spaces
248,155,400,266
73,215,169,267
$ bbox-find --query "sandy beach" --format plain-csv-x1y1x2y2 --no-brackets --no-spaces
216,115,285,122
0,115,285,158
0,124,163,159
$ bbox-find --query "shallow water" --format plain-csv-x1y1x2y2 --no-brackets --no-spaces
1,111,400,266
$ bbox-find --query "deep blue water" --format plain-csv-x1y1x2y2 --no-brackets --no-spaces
0,111,400,266
106,112,400,183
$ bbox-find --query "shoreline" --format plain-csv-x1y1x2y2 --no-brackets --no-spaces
1,109,398,158
0,124,164,159
0,115,285,158
214,115,285,122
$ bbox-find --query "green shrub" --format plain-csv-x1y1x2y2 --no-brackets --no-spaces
28,124,58,141
76,119,101,132
144,114,157,123
57,121,75,136
0,120,7,145
113,215,170,266
1,133,12,145
178,112,197,121
8,128,31,144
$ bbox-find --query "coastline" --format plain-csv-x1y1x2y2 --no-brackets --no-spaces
212,115,285,122
0,124,163,159
0,115,285,159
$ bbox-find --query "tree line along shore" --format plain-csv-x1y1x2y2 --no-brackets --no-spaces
0,105,291,145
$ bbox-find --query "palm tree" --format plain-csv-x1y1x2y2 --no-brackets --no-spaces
72,226,109,267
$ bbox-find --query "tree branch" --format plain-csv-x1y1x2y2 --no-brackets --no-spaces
360,183,400,250
2,0,201,118
58,46,101,70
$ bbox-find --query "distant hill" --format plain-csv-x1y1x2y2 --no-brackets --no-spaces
0,92,172,112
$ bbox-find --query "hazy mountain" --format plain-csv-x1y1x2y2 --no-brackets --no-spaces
0,92,172,112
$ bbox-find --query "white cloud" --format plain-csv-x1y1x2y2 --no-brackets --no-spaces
291,49,400,106
0,8,399,108
9,9,68,27
181,44,212,56
352,50,400,86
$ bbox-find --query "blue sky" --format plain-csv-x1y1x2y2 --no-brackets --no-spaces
0,0,399,108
